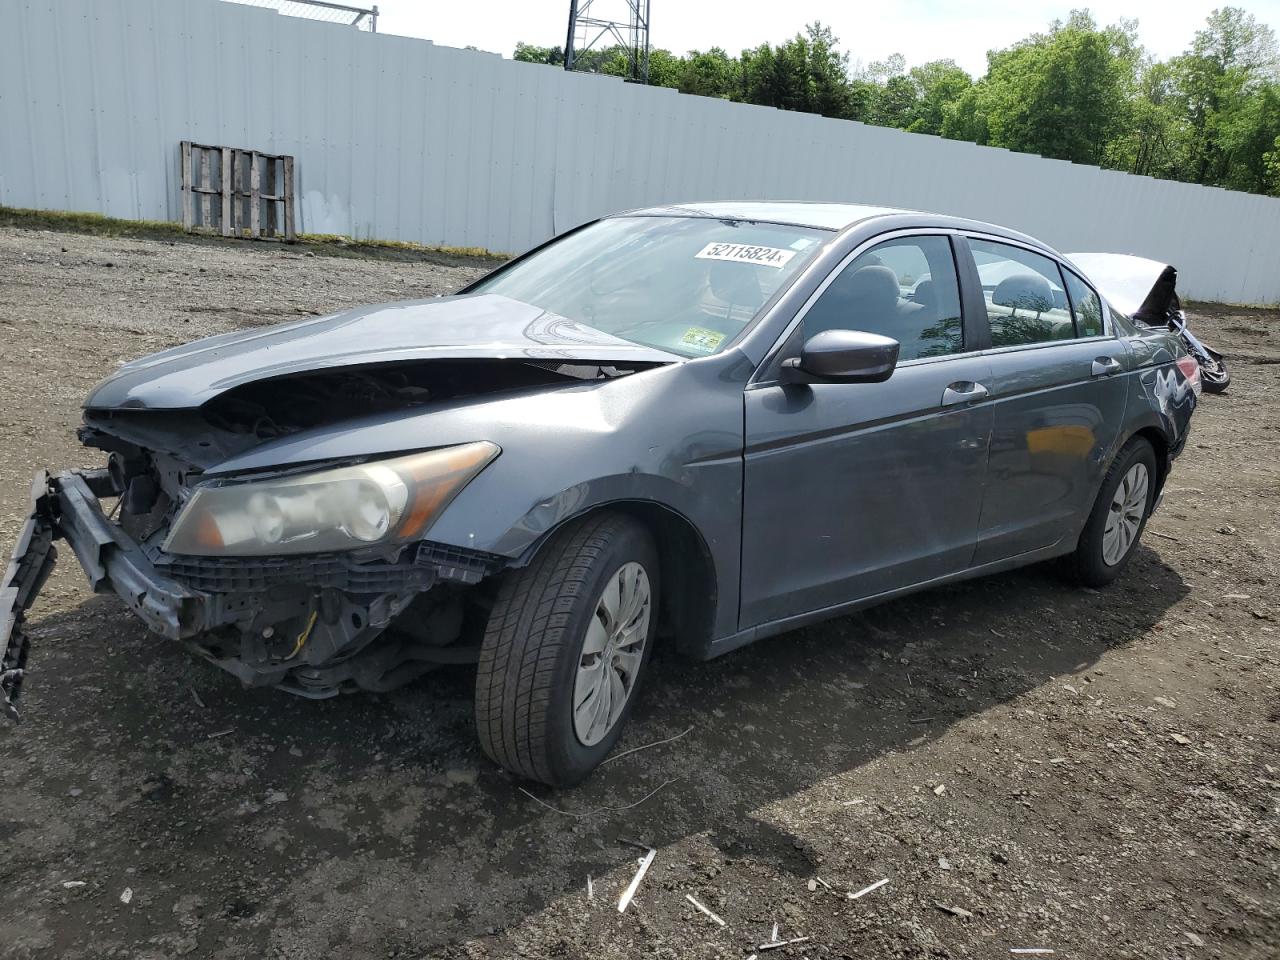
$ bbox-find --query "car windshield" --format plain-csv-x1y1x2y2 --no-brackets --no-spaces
469,216,829,357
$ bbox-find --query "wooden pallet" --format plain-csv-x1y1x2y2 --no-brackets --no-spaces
181,141,295,241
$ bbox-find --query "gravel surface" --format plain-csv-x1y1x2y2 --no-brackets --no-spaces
0,225,1277,960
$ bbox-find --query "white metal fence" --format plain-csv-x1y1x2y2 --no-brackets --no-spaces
2,0,1279,303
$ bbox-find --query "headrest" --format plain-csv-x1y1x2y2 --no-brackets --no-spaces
846,265,900,316
911,279,936,309
993,273,1054,313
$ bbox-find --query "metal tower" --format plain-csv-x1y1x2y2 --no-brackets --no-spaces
564,0,651,83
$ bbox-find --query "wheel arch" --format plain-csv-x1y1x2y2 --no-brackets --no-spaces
1118,421,1172,500
516,499,719,659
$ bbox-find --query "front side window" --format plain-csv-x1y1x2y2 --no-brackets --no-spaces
1063,270,1105,337
802,235,964,361
469,216,828,357
969,239,1074,347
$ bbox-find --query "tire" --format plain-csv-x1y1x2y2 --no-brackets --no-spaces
1200,355,1230,393
474,512,659,786
1068,437,1157,588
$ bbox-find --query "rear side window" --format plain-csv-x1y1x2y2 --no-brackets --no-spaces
1064,270,1104,337
969,239,1074,347
803,236,963,361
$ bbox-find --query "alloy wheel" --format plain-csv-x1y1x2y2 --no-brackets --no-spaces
1102,462,1149,566
572,562,651,747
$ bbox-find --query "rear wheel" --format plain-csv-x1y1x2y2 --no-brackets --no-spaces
1068,438,1157,587
475,512,658,786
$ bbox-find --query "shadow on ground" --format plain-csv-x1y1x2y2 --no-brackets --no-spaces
2,546,1188,955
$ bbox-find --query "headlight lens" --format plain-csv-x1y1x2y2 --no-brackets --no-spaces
163,442,499,556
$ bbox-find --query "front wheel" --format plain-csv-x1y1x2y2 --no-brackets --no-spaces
475,512,658,786
1068,438,1157,587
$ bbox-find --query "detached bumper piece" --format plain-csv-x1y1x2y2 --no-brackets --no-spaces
1,473,58,720
2,468,208,721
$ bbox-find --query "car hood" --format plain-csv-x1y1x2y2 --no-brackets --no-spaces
84,293,682,410
1067,253,1175,319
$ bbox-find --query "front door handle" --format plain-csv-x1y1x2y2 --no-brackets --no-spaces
942,381,989,407
1091,357,1122,377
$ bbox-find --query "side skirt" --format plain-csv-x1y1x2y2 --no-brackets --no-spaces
699,541,1071,661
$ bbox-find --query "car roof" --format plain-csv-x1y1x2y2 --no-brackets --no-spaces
621,201,912,231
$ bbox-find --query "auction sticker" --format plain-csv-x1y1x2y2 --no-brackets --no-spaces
680,326,725,353
695,242,796,269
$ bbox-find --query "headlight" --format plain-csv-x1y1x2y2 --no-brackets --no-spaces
163,442,499,557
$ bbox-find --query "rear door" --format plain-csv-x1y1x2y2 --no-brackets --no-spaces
962,237,1129,564
740,233,993,628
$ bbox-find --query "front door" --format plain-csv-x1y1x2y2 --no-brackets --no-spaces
740,234,993,629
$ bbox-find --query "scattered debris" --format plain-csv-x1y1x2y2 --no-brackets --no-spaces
848,878,890,900
68,787,83,797
1148,530,1181,542
119,887,133,905
1153,696,1177,708
61,881,86,890
814,876,834,892
909,717,935,724
684,893,726,927
1171,733,1193,745
1222,593,1250,600
190,686,206,709
938,857,952,871
1185,931,1205,947
807,879,817,892
601,725,695,766
1009,950,1054,955
841,798,866,806
265,790,288,805
519,780,675,818
933,784,947,796
758,936,811,952
1048,757,1068,765
586,876,593,901
936,903,973,919
207,729,234,739
617,845,656,913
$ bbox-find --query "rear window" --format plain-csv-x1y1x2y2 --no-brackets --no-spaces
1064,270,1105,337
970,239,1074,347
470,216,828,357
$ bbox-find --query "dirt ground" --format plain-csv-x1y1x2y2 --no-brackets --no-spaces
0,224,1276,960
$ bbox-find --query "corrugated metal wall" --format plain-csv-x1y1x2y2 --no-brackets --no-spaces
2,0,1279,303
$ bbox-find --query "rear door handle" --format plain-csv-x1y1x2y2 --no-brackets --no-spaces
942,381,989,407
1091,357,1122,377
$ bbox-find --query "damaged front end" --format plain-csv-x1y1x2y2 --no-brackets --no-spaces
1,453,509,719
0,294,680,720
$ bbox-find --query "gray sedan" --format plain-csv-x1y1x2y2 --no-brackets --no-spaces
1,202,1199,785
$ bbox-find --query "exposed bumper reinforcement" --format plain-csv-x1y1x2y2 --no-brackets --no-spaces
1,473,58,720
1,469,215,721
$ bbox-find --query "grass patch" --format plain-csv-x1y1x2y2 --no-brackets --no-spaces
0,205,509,265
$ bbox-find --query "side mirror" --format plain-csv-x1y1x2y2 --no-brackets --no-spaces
780,329,900,384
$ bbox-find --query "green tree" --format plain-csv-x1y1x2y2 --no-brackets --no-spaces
741,23,855,119
513,42,563,66
1172,6,1279,185
678,47,740,99
958,11,1139,164
905,60,973,135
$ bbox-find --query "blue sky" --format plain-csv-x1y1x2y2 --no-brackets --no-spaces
367,0,1280,74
